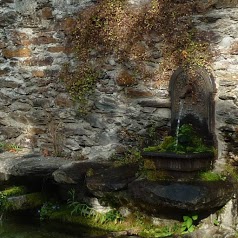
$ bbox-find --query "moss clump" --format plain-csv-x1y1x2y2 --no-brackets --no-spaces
143,159,156,170
1,186,27,197
199,171,226,182
144,124,214,154
49,206,126,232
48,206,181,237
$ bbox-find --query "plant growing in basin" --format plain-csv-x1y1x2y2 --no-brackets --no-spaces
142,124,215,172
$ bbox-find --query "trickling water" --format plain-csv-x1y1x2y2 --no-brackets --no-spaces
175,99,184,150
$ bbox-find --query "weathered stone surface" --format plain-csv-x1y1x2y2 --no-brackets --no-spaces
53,161,110,184
174,227,237,238
32,35,57,45
0,11,18,26
116,70,137,86
41,7,53,19
196,0,218,12
0,150,71,181
127,179,235,214
22,57,54,66
86,164,139,196
125,87,153,98
2,48,31,58
0,0,237,163
95,96,118,112
138,99,171,108
7,192,45,210
216,0,238,8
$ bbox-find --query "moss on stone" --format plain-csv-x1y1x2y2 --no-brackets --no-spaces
143,124,215,154
6,192,46,211
2,186,27,197
48,206,182,237
49,206,126,232
199,171,226,182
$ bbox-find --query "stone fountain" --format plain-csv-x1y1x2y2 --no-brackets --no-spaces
142,66,216,172
134,66,235,214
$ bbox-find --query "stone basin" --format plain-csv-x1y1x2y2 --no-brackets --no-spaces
142,151,214,172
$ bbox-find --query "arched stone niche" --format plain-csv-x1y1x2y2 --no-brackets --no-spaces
169,66,216,145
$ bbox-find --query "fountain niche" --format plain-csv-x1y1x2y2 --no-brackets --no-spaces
143,66,216,172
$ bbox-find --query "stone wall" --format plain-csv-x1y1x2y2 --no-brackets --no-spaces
0,0,238,162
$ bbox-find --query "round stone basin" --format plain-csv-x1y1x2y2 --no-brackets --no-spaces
142,151,214,172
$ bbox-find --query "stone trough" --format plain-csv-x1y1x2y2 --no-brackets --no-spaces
142,151,214,172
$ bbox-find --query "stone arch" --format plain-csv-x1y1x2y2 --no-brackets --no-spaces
169,66,216,145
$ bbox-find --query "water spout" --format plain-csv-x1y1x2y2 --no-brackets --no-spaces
175,99,184,150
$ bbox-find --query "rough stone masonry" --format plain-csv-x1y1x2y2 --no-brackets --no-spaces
0,0,238,163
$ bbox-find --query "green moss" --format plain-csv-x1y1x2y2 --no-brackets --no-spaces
49,206,182,237
199,171,225,182
0,186,29,212
7,192,46,211
2,186,27,197
224,164,238,181
113,148,141,167
143,159,156,170
49,207,126,232
143,124,214,154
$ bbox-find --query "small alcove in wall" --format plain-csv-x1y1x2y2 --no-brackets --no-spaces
169,66,216,148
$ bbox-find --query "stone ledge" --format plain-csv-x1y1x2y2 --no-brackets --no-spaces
0,149,72,182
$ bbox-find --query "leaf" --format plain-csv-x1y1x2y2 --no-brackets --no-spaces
183,215,189,221
192,215,198,221
186,217,193,228
188,225,195,232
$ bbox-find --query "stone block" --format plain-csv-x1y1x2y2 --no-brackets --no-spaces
230,41,238,55
59,17,77,34
47,46,65,53
2,48,31,58
116,70,137,86
32,35,57,45
31,70,45,77
55,93,73,108
125,87,153,98
10,31,30,46
22,57,54,66
0,79,20,88
128,179,234,213
41,7,53,19
0,41,6,49
0,68,10,76
0,11,18,27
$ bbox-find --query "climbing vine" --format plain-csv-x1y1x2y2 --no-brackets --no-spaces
61,0,213,113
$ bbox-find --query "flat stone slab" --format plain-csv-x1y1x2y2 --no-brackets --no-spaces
128,179,235,214
53,161,111,184
86,164,139,196
0,149,72,181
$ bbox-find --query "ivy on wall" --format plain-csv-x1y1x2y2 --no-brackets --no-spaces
61,0,213,113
